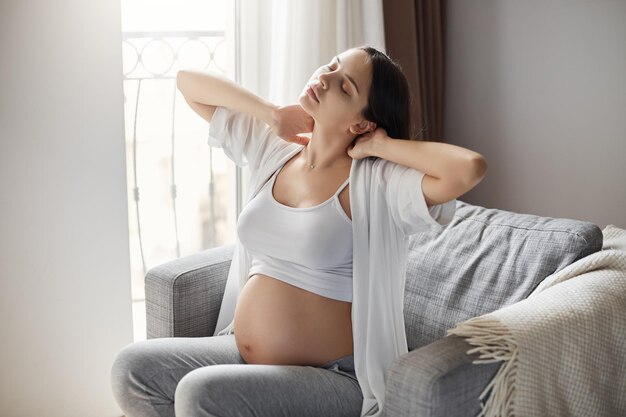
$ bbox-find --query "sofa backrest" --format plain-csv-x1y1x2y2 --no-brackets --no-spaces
404,200,603,351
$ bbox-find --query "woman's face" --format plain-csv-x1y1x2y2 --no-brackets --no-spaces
299,48,372,131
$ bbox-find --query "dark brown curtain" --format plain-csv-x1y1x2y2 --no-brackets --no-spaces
382,0,446,142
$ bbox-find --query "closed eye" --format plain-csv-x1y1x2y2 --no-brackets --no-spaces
324,65,349,95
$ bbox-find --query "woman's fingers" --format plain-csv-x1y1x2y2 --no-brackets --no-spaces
270,104,313,144
290,135,310,146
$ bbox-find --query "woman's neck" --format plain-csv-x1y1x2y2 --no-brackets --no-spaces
301,125,354,170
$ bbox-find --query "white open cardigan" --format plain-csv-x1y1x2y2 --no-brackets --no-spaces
207,105,457,417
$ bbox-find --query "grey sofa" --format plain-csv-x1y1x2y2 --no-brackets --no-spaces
144,200,603,417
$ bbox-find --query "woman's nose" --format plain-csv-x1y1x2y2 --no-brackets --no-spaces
318,73,329,89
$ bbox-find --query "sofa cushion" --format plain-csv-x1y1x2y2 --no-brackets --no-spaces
403,200,603,351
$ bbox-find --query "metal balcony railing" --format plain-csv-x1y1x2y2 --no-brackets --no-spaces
121,31,226,280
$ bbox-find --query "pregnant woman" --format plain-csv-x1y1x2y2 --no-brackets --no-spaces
111,45,486,417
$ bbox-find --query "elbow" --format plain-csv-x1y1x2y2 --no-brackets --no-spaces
176,70,189,93
472,155,488,180
461,155,488,188
468,155,487,186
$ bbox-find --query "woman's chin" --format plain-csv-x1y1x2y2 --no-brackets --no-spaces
299,97,315,116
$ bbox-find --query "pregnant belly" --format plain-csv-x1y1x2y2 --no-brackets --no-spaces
233,274,354,366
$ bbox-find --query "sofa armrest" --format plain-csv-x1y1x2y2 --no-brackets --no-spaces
383,334,502,417
145,244,235,339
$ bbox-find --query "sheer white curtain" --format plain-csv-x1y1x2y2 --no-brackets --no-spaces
239,0,386,107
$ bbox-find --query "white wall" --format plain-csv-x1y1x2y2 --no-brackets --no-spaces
1,1,132,416
444,0,625,228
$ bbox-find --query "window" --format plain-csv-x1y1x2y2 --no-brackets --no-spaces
120,0,236,341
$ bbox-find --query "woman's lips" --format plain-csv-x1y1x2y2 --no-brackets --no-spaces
306,85,319,102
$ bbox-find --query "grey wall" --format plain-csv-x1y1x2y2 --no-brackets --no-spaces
444,0,625,228
0,1,132,416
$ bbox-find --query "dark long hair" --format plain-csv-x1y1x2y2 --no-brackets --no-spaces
356,45,414,142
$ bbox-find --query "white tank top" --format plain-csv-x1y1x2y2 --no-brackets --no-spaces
237,164,353,302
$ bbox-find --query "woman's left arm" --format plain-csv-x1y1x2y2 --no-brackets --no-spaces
349,128,487,205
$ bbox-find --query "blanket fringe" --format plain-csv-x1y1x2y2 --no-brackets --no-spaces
446,316,517,417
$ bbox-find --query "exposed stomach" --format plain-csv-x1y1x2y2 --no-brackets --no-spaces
233,273,354,366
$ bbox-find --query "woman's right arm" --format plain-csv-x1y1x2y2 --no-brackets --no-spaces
176,69,277,127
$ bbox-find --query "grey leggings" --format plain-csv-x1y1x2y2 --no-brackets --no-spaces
110,334,363,417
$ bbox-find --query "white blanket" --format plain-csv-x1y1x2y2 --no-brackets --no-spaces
446,224,626,417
